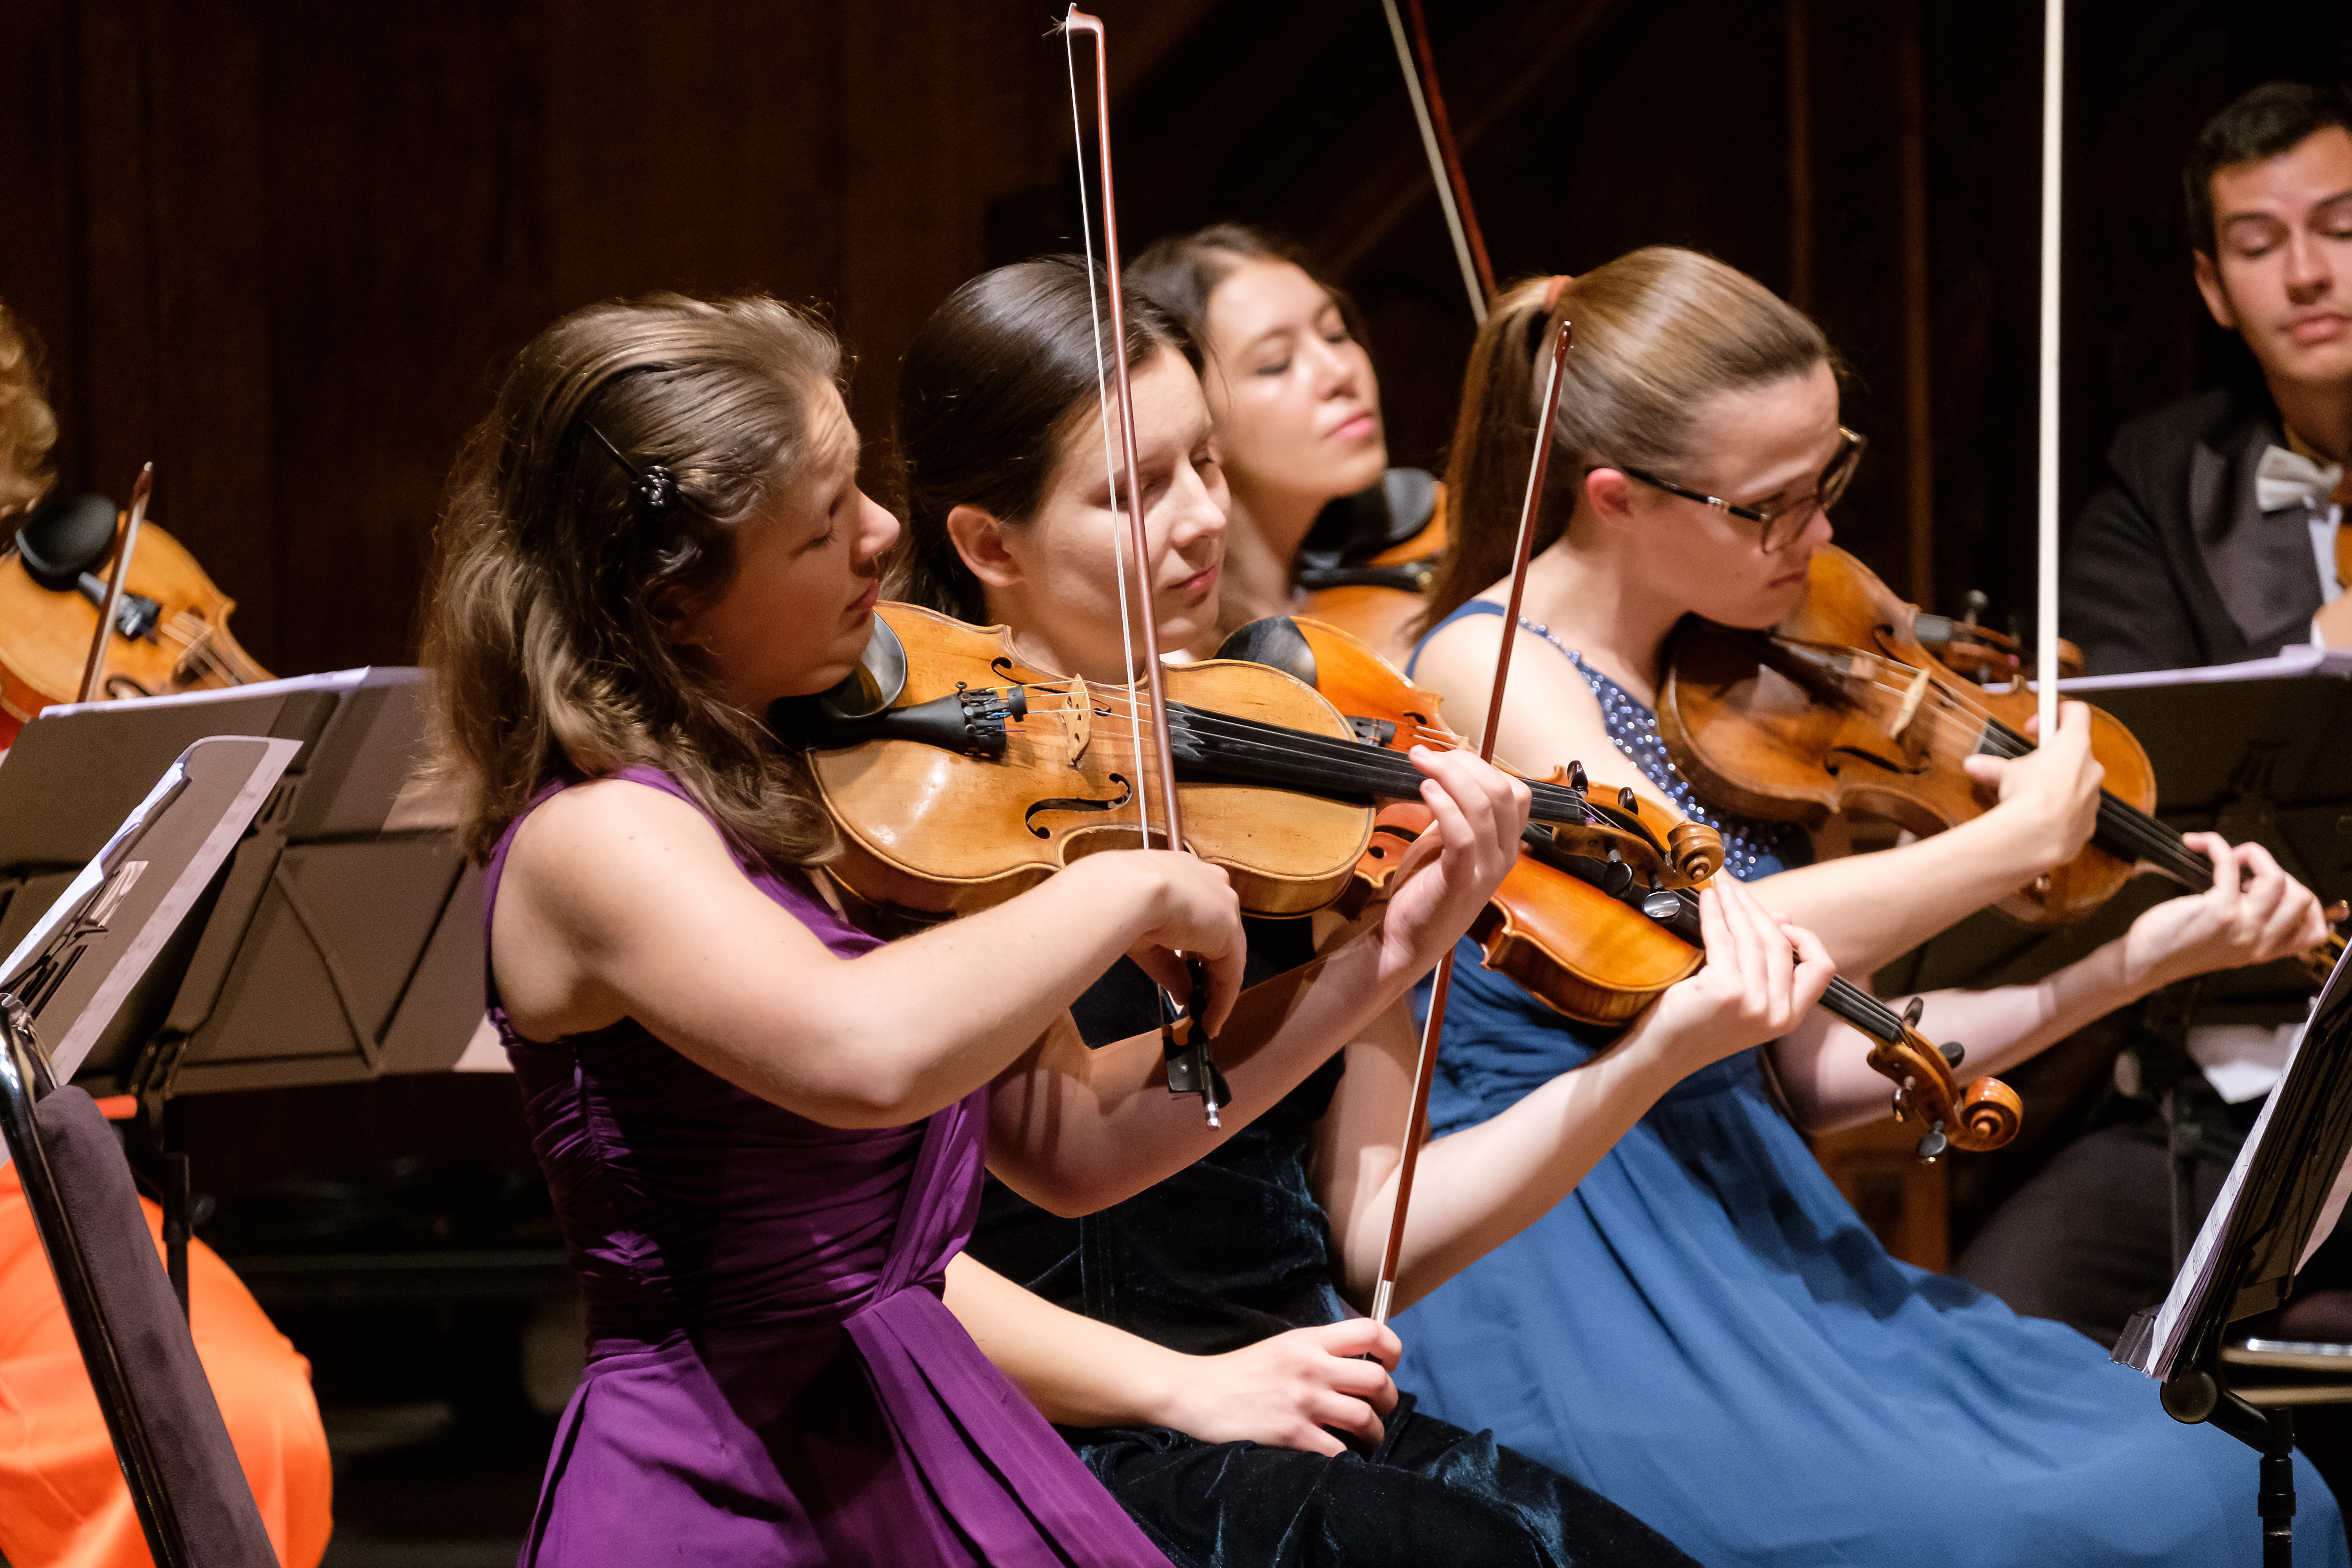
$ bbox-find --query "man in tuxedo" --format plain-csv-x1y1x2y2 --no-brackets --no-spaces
1959,83,2352,1349
2064,81,2352,675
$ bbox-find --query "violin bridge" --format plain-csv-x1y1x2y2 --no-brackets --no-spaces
1040,679,1094,766
1889,665,1932,739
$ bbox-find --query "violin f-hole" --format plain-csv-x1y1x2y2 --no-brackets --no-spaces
1023,774,1134,838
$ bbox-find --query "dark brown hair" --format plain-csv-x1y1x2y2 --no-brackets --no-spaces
2187,82,2352,254
1129,223,1367,360
424,292,844,865
891,255,1190,622
1423,248,1831,632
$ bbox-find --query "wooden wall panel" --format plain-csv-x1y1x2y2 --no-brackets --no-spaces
0,0,1185,686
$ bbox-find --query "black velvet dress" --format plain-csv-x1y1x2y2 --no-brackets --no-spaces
966,918,1702,1568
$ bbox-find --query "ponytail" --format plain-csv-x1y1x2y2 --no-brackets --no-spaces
1422,247,1831,633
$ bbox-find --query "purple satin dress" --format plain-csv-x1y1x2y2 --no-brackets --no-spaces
485,767,1170,1566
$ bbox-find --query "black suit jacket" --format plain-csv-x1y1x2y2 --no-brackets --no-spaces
2063,384,2326,675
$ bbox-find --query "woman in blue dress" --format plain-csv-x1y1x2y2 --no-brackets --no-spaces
895,256,1836,1567
1393,249,2343,1566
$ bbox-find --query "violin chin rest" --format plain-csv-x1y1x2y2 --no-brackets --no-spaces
15,492,121,588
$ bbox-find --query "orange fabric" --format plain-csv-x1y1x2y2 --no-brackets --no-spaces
0,1162,332,1568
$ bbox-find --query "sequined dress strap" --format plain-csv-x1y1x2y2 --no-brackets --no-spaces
1410,599,1810,879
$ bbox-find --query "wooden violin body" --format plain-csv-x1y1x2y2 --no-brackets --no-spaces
0,510,272,747
1223,610,2021,1153
1293,502,1446,668
1915,604,2082,686
798,603,1373,921
1659,544,2158,927
1359,798,1700,1025
1219,613,1723,891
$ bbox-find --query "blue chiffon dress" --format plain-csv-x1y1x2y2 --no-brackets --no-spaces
1392,601,2349,1567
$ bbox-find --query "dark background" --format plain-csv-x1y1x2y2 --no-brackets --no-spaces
5,0,2351,684
4,4,2351,1558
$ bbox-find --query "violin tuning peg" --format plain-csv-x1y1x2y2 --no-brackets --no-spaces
1618,786,1638,813
1569,760,1588,793
1915,1123,1948,1163
1938,1041,1965,1069
1902,996,1925,1029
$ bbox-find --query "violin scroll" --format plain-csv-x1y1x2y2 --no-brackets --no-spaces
1868,1025,2024,1161
1666,821,1724,883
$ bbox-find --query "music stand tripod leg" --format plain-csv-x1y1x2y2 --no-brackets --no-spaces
2164,1371,2296,1565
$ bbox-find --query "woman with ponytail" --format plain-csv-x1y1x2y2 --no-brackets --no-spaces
897,256,1845,1568
1390,249,2342,1566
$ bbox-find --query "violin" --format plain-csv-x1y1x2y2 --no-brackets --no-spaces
789,602,1377,920
1916,589,2083,687
789,601,1702,920
1293,494,1447,665
1218,610,2023,1158
1217,613,1722,886
1,492,272,748
1659,545,2343,983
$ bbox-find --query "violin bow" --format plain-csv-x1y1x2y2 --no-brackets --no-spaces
1370,309,1573,1327
2033,0,2063,743
1379,0,1496,324
77,463,154,705
1064,6,1229,1129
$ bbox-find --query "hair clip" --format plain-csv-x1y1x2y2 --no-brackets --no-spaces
584,422,679,517
1527,274,1574,354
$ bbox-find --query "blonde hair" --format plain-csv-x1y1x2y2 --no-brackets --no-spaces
0,301,58,522
1423,247,1830,630
423,293,844,866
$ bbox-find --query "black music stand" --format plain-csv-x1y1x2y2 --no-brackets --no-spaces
0,666,486,1098
2114,937,2352,1567
0,669,487,1310
0,733,297,1568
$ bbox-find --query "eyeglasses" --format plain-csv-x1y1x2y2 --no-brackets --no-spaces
1616,427,1866,551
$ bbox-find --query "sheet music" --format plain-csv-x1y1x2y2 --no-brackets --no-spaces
2051,644,2352,694
0,737,296,1171
2125,947,2352,1377
2131,1030,2304,1377
24,665,377,722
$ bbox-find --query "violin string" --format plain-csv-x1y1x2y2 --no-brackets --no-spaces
163,613,237,685
1033,660,2165,884
1015,686,1963,1066
1018,687,1631,836
147,606,237,684
1020,684,1566,801
106,600,239,688
1064,20,1152,844
1766,638,2213,883
1036,657,2209,892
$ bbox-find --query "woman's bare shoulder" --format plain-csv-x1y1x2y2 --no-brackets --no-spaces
501,775,743,932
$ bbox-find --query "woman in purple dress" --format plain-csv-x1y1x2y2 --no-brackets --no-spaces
420,293,1530,1566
